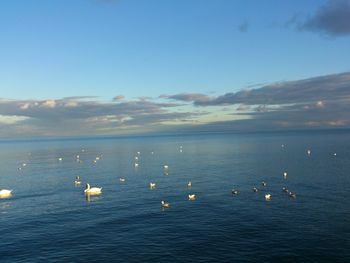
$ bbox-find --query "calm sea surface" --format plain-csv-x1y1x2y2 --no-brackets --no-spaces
1,132,350,262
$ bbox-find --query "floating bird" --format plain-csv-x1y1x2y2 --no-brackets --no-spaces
0,189,12,199
232,189,239,195
187,181,192,188
188,194,196,201
149,182,156,189
262,181,267,187
252,187,258,192
58,157,63,161
151,151,154,155
119,177,126,183
289,192,296,198
134,163,139,168
137,151,140,155
96,156,100,161
135,156,139,160
75,176,81,185
163,165,169,169
76,155,80,159
265,193,271,201
333,153,337,156
282,187,289,193
283,172,288,179
161,201,169,208
84,183,102,195
307,149,311,156
22,163,27,167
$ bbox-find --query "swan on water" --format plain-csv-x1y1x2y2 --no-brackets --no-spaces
84,183,102,195
0,189,12,199
188,194,196,201
149,182,156,189
265,193,271,201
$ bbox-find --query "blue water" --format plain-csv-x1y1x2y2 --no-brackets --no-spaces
1,132,350,262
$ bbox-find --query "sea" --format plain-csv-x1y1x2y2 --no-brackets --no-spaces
0,131,350,262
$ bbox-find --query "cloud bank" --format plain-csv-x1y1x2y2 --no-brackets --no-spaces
164,72,350,132
1,71,350,138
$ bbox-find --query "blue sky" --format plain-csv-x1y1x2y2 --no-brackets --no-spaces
0,0,350,137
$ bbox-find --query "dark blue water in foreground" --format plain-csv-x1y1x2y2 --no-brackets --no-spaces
1,132,350,262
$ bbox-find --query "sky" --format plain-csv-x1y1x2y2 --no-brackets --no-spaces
0,0,350,138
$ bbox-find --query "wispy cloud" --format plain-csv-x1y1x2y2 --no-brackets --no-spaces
289,0,350,37
238,21,249,33
160,93,211,104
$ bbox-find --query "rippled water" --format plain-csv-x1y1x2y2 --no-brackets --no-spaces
1,132,350,262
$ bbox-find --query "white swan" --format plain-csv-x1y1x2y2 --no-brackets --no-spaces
161,200,169,208
84,183,102,195
265,193,271,201
283,172,288,178
58,157,63,161
149,182,156,189
188,194,196,201
163,165,169,169
0,189,12,199
119,177,126,182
